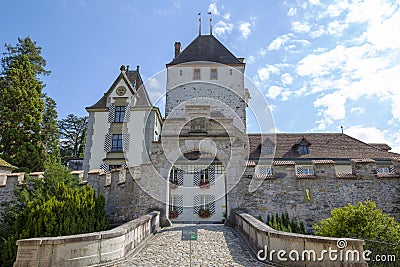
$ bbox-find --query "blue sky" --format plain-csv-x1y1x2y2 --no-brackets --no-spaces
1,0,400,153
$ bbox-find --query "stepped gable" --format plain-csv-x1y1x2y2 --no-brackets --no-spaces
248,133,400,160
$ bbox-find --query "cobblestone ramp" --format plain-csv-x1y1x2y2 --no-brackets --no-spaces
116,224,271,267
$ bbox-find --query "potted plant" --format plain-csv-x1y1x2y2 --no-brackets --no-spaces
170,180,179,189
199,208,211,218
169,210,179,219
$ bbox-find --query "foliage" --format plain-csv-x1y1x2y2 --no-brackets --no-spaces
314,201,400,241
0,160,109,266
264,211,306,234
0,54,45,172
314,201,400,266
41,93,60,159
1,37,50,77
58,114,88,160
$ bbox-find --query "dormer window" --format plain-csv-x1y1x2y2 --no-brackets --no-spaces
296,139,311,155
261,141,274,155
193,69,201,80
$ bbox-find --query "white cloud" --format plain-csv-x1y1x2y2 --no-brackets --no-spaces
309,0,320,5
345,125,387,143
367,10,400,50
350,107,365,114
287,7,297,16
346,0,394,24
326,0,350,17
239,22,252,39
208,3,220,15
214,20,233,36
292,21,311,33
281,73,293,85
223,13,231,20
268,33,293,50
327,20,349,36
257,65,280,81
314,92,346,128
267,86,283,99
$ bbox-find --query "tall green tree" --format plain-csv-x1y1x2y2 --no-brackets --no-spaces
1,37,50,77
0,54,45,172
58,114,88,159
41,93,60,158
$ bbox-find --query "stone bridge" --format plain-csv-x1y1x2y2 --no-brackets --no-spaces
14,211,367,267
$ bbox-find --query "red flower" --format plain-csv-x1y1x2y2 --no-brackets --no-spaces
199,209,211,218
170,210,179,218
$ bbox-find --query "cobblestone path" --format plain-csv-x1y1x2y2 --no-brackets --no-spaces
117,224,270,267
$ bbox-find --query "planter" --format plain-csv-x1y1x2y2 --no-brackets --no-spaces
169,210,179,219
199,181,210,188
199,209,211,218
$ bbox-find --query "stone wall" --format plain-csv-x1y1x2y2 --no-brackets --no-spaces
233,211,367,267
14,211,160,267
228,158,400,232
0,172,24,217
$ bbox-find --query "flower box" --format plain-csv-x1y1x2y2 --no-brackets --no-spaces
199,181,210,188
169,210,179,219
170,183,178,189
199,208,211,218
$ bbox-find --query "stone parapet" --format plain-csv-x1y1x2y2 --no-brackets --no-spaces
233,211,367,267
14,211,160,267
312,160,336,178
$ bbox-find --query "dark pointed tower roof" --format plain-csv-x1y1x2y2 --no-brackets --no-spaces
167,35,244,66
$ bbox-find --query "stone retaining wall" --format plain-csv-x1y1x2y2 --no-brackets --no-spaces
233,211,367,267
13,211,160,267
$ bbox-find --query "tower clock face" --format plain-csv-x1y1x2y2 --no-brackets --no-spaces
116,86,126,96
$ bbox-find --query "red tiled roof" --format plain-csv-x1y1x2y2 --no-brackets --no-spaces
336,173,357,179
248,133,399,160
296,174,317,179
312,160,335,164
273,160,296,166
350,158,376,163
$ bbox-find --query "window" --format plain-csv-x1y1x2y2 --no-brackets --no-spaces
109,165,121,171
170,169,178,185
229,69,233,75
193,68,201,80
257,166,273,175
114,106,125,123
303,167,314,175
170,195,178,211
377,167,389,173
200,168,209,183
298,145,310,155
190,117,206,133
297,166,314,175
199,195,210,210
111,134,123,152
210,68,217,80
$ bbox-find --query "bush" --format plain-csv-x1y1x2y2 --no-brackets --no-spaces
264,211,306,234
0,160,109,266
314,201,400,265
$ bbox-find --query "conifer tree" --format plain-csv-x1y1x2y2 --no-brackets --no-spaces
41,93,60,158
0,54,45,172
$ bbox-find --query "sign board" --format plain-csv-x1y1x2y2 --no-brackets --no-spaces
181,226,198,241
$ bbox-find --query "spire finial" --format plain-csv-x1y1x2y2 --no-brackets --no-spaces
208,11,212,35
198,12,202,35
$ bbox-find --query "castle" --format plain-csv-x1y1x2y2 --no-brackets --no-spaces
2,31,400,230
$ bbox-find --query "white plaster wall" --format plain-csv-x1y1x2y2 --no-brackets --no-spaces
126,110,148,166
335,165,352,174
167,64,244,97
108,79,135,100
88,112,108,171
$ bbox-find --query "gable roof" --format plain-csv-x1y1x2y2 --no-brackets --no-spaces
248,133,400,160
86,67,152,110
167,35,244,66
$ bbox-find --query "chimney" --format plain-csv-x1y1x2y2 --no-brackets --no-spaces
174,42,181,59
